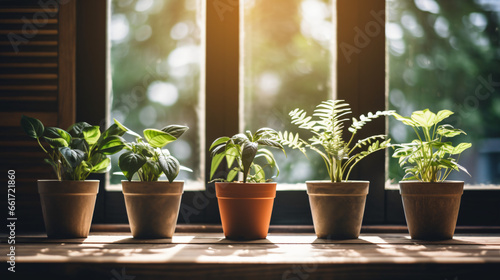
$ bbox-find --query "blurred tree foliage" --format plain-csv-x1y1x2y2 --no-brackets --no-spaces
110,0,499,185
110,0,201,184
388,0,500,184
243,0,334,183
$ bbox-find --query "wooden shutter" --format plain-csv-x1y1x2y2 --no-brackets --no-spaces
0,0,76,231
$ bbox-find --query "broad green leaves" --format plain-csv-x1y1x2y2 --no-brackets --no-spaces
119,151,147,181
21,115,129,181
113,119,190,182
209,128,285,183
161,125,188,139
99,135,126,155
159,155,180,183
144,129,177,148
21,115,44,138
83,126,101,145
391,109,471,182
44,127,72,148
59,147,85,169
242,142,258,183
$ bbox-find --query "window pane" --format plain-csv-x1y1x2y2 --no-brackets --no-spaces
387,0,500,184
109,0,203,188
242,0,335,184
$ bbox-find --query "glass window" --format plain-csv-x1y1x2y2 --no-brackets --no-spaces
387,0,500,185
109,0,204,189
242,0,336,186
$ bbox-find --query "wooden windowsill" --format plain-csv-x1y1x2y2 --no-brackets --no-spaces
3,232,500,279
88,224,500,234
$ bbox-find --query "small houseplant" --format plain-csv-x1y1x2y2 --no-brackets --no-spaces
210,128,285,240
392,109,471,240
114,119,191,239
278,100,393,239
21,115,127,238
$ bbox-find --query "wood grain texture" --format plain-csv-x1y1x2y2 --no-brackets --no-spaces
57,0,76,129
1,233,499,280
0,0,76,232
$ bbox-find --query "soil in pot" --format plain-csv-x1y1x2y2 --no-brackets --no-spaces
38,180,99,238
307,181,369,239
122,181,184,239
400,181,463,240
216,182,276,240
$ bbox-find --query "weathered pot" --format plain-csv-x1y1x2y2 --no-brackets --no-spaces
38,180,99,238
122,181,184,239
400,180,464,240
307,181,369,239
216,182,276,240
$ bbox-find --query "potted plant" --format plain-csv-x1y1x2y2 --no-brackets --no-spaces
278,100,393,239
392,109,471,240
210,128,285,240
21,115,127,238
114,119,191,239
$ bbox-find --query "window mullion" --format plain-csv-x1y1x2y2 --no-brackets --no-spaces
205,0,241,181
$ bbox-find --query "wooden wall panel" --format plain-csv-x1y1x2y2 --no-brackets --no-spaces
0,0,76,232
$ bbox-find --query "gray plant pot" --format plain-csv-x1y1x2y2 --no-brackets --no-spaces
38,180,99,238
307,181,369,239
122,181,184,239
400,180,464,240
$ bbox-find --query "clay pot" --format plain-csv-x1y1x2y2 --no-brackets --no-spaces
307,181,369,239
38,180,99,238
122,181,184,239
400,181,464,240
216,182,276,240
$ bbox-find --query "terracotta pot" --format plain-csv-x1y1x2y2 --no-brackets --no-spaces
307,181,369,239
216,182,276,240
400,180,464,240
37,180,99,238
122,181,184,239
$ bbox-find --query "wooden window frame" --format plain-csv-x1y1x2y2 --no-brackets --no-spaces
78,0,500,226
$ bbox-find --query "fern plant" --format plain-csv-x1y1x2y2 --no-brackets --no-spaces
210,128,285,183
277,100,393,182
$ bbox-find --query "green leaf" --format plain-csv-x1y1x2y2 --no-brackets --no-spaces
21,115,44,138
59,147,85,169
70,138,89,151
98,135,126,155
437,124,465,138
225,145,240,169
452,143,472,154
227,168,239,182
257,138,285,151
114,118,142,139
101,123,127,139
242,142,258,183
210,152,225,180
161,125,189,139
43,137,68,148
82,126,101,145
411,109,437,127
91,157,111,173
393,113,417,126
159,155,180,183
436,110,454,123
67,122,92,138
144,129,177,148
251,164,265,182
209,137,230,151
119,151,147,181
44,127,72,144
